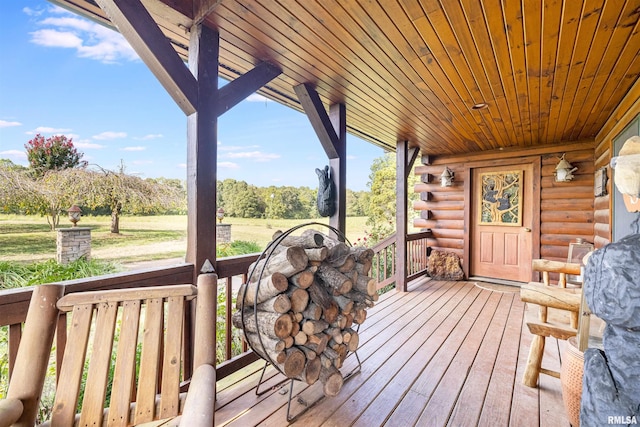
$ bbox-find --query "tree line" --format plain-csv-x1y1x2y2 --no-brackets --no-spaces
0,135,408,238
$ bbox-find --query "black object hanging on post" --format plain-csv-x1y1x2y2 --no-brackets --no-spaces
316,165,335,217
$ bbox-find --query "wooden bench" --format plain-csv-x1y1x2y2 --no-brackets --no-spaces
0,273,218,427
520,259,582,388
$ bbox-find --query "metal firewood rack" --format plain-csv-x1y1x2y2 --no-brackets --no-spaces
238,222,362,422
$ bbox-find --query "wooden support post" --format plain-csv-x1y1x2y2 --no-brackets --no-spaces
186,24,219,284
396,140,418,292
329,103,346,237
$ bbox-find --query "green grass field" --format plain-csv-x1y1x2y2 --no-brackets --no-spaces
0,214,372,265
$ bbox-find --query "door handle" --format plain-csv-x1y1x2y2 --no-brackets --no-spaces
524,228,531,232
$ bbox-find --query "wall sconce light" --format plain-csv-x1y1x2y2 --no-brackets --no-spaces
440,166,454,187
555,154,578,182
67,205,82,227
216,207,225,223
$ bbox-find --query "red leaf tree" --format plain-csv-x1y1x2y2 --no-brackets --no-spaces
25,134,86,176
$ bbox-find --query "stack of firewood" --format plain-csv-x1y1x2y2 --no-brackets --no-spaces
232,229,377,397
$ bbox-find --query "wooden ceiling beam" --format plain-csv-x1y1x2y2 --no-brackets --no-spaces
95,0,197,115
217,62,282,117
294,83,340,159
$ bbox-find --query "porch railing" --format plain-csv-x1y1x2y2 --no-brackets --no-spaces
0,230,432,390
369,230,432,290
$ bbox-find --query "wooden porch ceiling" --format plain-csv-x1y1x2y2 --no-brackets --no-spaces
53,0,640,155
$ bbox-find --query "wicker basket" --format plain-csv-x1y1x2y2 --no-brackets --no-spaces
560,336,584,427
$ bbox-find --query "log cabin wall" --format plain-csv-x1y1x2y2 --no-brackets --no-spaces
413,142,596,278
592,78,640,249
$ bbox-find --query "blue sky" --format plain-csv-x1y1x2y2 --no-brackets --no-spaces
0,1,385,191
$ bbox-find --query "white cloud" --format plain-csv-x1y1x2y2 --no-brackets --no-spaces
122,146,146,152
26,126,72,135
224,151,280,162
29,10,138,64
177,163,187,169
0,150,27,159
0,120,22,128
135,134,163,141
245,93,272,103
347,155,357,160
93,131,127,140
31,29,82,48
74,141,104,149
23,7,43,17
219,162,240,169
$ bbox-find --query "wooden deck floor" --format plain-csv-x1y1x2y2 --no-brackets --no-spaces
214,278,570,427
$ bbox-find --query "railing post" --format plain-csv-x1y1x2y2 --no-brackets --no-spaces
7,284,64,427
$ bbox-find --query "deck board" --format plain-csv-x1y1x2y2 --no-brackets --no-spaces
215,279,569,426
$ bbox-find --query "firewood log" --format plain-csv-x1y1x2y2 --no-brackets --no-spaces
327,242,352,267
248,246,308,282
242,332,286,362
302,319,329,336
305,247,328,262
274,229,325,248
331,315,347,329
287,287,309,313
353,272,376,296
289,267,316,289
333,295,354,314
237,272,288,306
232,310,293,340
294,330,308,346
355,260,373,276
295,357,321,385
344,313,354,328
320,365,343,397
353,308,367,325
326,327,343,344
344,290,374,307
345,328,359,352
305,333,329,354
320,353,334,369
322,302,339,324
308,280,334,309
299,345,317,361
352,247,374,262
255,293,291,313
281,347,306,378
302,302,322,321
337,255,356,273
317,265,352,295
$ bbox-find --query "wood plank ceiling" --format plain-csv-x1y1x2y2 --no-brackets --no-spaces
53,0,640,156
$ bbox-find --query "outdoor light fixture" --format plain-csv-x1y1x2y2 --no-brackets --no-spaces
555,154,578,182
216,207,225,223
67,205,82,227
440,166,455,187
472,102,488,110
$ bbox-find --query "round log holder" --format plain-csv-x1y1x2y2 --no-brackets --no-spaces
239,222,363,422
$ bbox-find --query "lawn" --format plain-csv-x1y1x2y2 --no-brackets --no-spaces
0,214,372,265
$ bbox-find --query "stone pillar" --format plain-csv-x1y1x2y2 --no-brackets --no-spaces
56,227,91,264
216,224,231,243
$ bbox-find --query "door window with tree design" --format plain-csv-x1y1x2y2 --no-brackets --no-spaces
478,170,523,226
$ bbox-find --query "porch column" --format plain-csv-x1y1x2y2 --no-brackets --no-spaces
329,103,346,235
396,140,419,292
186,24,219,282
